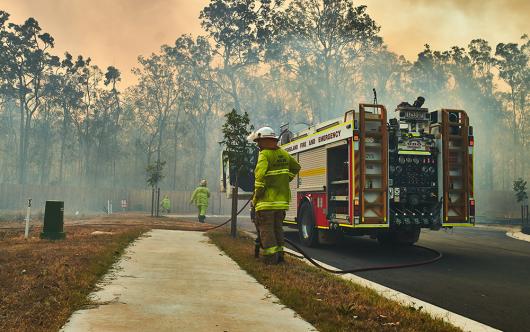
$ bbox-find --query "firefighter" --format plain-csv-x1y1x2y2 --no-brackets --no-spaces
190,180,210,223
249,126,301,264
161,195,171,214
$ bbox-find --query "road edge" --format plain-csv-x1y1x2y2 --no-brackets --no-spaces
506,231,530,243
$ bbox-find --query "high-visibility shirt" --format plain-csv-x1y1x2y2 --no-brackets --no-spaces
161,197,171,209
253,147,301,211
191,186,210,206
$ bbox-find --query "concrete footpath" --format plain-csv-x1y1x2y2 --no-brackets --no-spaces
61,230,316,332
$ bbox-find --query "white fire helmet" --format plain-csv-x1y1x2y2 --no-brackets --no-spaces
247,126,278,142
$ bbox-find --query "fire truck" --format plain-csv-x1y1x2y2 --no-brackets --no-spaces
221,97,475,246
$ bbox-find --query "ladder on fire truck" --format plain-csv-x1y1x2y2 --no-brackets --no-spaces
441,109,473,224
355,104,389,226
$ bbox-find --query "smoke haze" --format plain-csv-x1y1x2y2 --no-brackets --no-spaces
2,0,528,86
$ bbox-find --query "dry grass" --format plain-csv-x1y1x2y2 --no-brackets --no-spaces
0,213,215,332
209,231,462,332
0,225,147,332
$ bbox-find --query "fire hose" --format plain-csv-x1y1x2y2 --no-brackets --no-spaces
202,198,443,274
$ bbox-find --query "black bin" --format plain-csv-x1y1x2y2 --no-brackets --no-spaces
40,200,66,240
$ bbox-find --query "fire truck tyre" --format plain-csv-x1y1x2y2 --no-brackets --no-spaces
298,201,319,247
376,231,394,246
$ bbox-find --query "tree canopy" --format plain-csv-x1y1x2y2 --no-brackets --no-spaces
0,2,529,195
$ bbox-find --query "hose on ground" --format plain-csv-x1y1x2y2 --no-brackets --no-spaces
283,237,443,274
173,198,444,273
201,198,252,231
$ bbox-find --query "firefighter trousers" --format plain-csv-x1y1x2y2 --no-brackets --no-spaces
255,210,285,263
197,205,207,223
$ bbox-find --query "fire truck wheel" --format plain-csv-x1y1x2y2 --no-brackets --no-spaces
298,201,319,247
376,231,394,246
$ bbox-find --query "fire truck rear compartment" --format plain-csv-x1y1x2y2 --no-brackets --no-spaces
327,144,349,220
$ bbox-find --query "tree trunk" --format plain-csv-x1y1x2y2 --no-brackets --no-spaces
59,113,67,183
171,109,181,190
229,72,241,112
18,100,25,184
231,175,238,238
172,132,178,190
197,121,207,181
512,88,517,179
20,108,32,184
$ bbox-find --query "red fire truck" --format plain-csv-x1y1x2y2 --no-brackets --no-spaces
278,99,475,246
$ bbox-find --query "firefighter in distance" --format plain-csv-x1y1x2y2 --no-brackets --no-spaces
190,180,210,223
249,126,301,264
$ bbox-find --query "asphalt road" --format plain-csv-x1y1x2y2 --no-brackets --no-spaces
181,215,529,332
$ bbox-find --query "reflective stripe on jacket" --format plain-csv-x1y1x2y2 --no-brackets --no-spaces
191,187,210,207
253,148,301,212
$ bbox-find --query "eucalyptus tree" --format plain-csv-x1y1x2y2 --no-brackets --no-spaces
101,66,122,184
272,0,381,121
46,53,86,183
167,35,221,184
495,36,530,177
0,11,17,181
467,39,502,189
200,0,282,112
32,96,57,184
407,45,451,107
0,12,60,183
71,59,105,182
131,50,182,172
359,45,409,107
92,84,121,185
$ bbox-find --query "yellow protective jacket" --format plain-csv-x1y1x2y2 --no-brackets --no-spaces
161,197,171,209
253,147,301,211
191,186,210,207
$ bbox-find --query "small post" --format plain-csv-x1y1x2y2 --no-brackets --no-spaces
230,180,239,238
24,198,32,239
156,187,161,217
151,187,155,216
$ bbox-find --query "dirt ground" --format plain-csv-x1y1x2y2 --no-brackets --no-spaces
0,212,213,237
0,213,211,332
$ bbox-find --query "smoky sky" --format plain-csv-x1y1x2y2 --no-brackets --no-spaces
2,0,528,86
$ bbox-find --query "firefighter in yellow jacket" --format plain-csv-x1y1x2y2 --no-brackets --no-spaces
190,180,210,223
249,127,301,264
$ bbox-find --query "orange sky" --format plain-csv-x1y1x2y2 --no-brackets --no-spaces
2,0,528,87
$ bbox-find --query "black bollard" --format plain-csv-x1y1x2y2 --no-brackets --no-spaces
40,200,66,240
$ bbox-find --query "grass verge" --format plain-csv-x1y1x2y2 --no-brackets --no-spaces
0,225,147,332
208,231,461,332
